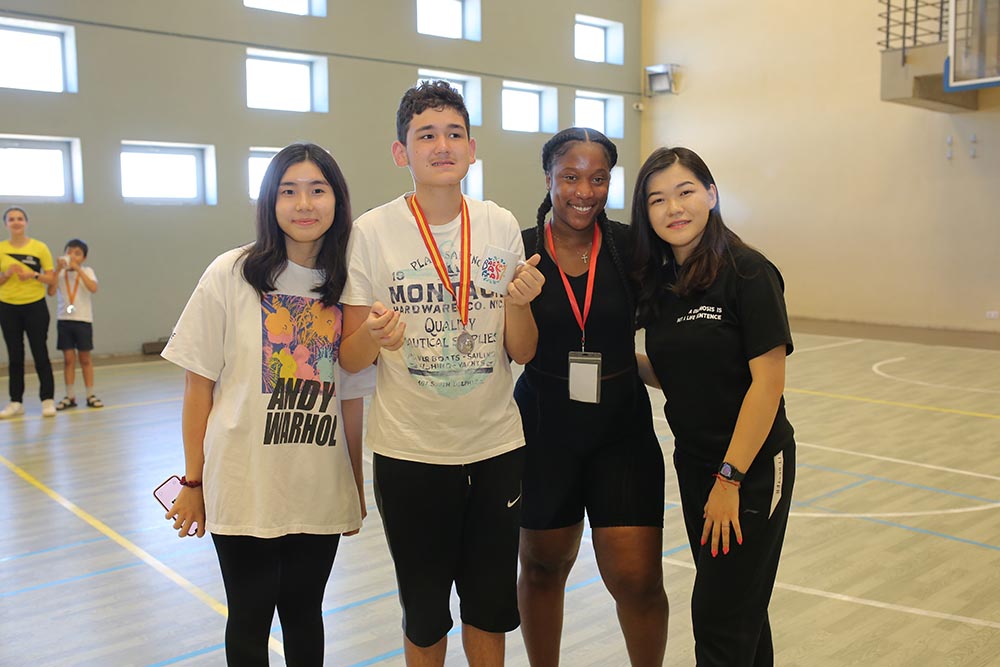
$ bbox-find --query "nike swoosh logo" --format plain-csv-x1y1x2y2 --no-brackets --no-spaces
507,494,521,508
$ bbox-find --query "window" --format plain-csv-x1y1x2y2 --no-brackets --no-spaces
462,159,483,200
248,147,281,200
574,23,605,63
0,17,77,93
417,69,483,126
574,15,624,65
243,0,326,16
416,0,481,41
0,135,83,203
575,96,606,134
607,166,625,210
120,141,217,205
246,49,329,113
502,81,557,134
574,91,624,138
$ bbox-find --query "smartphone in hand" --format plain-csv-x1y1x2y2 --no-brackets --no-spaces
154,475,198,536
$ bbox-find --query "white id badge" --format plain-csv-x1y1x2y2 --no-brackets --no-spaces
568,351,602,403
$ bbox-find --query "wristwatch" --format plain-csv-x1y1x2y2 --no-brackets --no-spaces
717,461,745,482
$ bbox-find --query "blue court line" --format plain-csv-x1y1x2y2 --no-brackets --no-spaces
0,534,109,563
809,504,1000,553
0,522,175,563
566,574,602,592
1,417,182,448
146,642,225,666
798,462,1000,504
346,626,462,667
1,531,216,597
798,478,870,505
662,543,689,557
155,591,402,665
0,561,143,598
322,589,398,617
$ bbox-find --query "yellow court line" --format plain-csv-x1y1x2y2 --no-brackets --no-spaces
0,452,285,657
0,358,173,381
785,387,1000,420
0,395,182,424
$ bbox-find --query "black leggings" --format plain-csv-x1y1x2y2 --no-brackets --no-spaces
0,298,54,402
212,533,341,667
674,446,795,667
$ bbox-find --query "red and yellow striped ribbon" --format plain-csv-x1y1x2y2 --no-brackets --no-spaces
407,194,471,326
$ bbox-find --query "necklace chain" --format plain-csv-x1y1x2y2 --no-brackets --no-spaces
551,226,592,264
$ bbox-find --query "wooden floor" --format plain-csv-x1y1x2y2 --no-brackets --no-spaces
2,328,999,666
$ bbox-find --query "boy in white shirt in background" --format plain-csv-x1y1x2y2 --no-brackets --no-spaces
48,238,103,409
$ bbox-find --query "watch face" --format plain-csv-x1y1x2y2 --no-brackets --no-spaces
720,463,733,478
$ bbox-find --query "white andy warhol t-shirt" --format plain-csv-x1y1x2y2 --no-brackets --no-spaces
163,248,374,538
342,194,526,465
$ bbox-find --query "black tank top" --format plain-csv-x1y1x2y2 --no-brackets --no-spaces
523,224,636,378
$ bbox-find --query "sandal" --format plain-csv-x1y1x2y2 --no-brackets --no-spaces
86,395,104,408
56,397,77,411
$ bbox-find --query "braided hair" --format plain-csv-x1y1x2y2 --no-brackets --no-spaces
534,127,635,327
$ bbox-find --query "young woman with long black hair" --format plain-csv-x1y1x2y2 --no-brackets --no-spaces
162,142,371,666
632,146,796,667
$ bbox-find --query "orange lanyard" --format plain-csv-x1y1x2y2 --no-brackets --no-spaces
407,195,471,326
545,222,601,351
64,270,81,307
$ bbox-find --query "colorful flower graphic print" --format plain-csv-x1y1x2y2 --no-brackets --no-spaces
261,294,341,392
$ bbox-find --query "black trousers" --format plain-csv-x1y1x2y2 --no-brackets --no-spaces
212,533,341,667
0,298,54,402
674,445,795,667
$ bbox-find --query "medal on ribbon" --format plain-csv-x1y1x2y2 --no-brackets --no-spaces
64,269,81,315
407,194,474,355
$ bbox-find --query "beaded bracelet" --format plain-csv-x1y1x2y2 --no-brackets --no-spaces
712,473,741,488
179,476,202,488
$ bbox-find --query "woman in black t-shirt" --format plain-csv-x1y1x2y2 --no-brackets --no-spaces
632,147,796,667
514,127,668,666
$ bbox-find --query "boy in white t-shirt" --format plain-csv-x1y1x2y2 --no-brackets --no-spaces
341,80,545,666
47,239,103,409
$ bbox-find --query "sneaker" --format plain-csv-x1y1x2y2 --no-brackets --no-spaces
41,399,57,417
0,402,24,419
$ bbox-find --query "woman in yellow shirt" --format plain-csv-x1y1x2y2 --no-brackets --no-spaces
0,207,58,418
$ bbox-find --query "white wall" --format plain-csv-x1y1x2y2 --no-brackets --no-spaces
642,0,1000,333
0,0,643,358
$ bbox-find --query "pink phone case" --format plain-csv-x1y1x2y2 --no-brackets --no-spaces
154,475,198,535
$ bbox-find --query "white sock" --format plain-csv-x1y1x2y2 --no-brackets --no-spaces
66,384,75,400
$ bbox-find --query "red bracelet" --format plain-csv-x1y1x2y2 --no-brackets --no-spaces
713,473,741,488
179,476,202,488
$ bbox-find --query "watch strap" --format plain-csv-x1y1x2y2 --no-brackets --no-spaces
718,461,746,482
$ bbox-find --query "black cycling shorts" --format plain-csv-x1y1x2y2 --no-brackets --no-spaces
373,447,526,647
